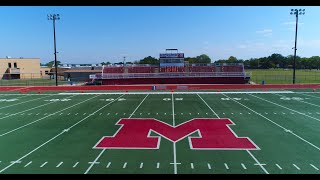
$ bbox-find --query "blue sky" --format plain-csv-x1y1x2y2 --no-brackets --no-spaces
0,6,318,64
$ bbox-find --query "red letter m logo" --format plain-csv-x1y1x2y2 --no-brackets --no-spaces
94,118,259,150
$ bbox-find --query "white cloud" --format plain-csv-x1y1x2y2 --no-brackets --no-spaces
256,29,273,34
282,22,304,25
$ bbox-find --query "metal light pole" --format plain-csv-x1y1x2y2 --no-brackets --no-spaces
290,9,305,84
47,14,60,86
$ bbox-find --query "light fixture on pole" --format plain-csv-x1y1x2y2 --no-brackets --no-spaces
47,14,60,86
290,9,305,84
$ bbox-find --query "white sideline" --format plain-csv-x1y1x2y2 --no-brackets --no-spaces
58,91,294,95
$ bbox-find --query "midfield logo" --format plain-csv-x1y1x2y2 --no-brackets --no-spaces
94,118,259,150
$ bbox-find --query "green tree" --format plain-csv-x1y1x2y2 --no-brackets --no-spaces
139,56,159,64
195,54,211,63
45,60,61,68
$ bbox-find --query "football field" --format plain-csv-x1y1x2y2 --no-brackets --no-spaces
0,90,320,174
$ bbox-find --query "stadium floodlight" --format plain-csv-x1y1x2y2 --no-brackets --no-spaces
290,9,305,84
47,14,60,86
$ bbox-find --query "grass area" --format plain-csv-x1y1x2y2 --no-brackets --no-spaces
246,69,320,84
0,90,320,174
0,79,77,86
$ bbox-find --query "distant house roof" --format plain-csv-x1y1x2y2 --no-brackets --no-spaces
64,69,101,73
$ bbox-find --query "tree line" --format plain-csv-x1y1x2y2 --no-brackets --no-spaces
45,53,320,70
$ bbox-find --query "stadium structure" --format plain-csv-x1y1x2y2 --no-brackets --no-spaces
94,49,250,85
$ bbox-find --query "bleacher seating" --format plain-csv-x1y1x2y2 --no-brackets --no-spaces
102,67,124,73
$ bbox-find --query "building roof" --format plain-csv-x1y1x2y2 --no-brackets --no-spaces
64,69,101,73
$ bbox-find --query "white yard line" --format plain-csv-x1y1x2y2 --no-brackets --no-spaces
24,161,32,167
293,164,300,170
223,94,320,151
123,162,127,168
172,93,178,175
106,162,111,168
224,163,229,170
0,95,100,137
0,100,61,120
310,164,319,170
0,95,54,110
275,164,282,170
73,162,79,168
84,94,149,174
59,91,294,95
40,162,48,168
241,163,247,169
56,162,63,168
246,150,269,174
250,94,320,123
197,93,269,174
0,95,124,174
140,162,143,168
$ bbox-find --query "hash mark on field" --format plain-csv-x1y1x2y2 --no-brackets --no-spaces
189,113,191,115
140,162,143,168
59,113,63,115
282,112,286,114
198,113,200,115
156,113,159,115
190,163,194,169
248,112,251,114
44,113,47,115
20,113,24,115
241,163,247,169
265,112,268,114
316,112,320,114
75,113,78,115
140,113,142,115
274,112,277,114
73,162,79,168
231,112,234,114
293,164,300,170
207,163,211,169
240,113,242,114
290,112,294,114
24,161,32,167
123,113,126,115
123,162,127,168
310,164,319,170
275,164,282,170
28,113,32,115
223,113,225,114
107,113,110,115
224,163,229,170
106,162,111,168
157,162,160,169
40,162,48,167
115,113,118,115
164,113,166,115
83,113,86,115
36,113,40,115
99,113,102,115
206,112,208,115
308,112,312,114
148,113,150,115
56,162,63,167
5,113,9,115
